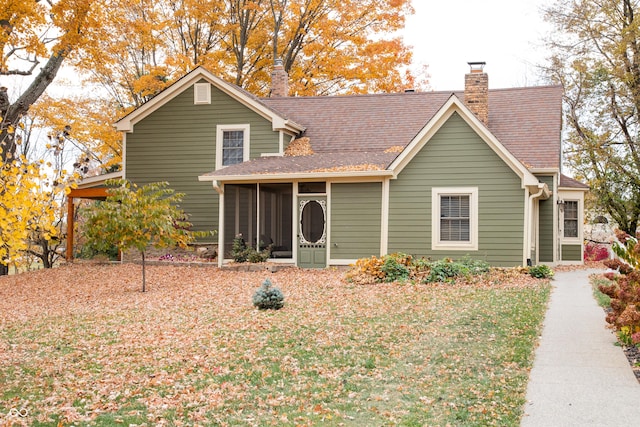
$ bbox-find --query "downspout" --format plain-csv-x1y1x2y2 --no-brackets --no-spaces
211,180,224,268
527,185,545,266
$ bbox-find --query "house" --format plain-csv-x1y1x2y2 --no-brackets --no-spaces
103,61,588,268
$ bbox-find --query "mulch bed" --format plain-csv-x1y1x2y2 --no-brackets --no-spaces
622,345,640,382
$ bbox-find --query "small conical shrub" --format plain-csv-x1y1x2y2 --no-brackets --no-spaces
252,278,284,310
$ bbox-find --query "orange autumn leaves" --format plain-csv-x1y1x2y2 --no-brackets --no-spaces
0,263,548,425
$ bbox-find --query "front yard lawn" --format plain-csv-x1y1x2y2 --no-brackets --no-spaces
0,263,550,426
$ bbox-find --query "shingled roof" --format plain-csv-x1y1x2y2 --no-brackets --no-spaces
560,174,590,189
262,86,562,169
200,83,563,180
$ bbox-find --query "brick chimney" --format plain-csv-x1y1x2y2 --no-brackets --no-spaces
270,58,289,97
464,62,488,126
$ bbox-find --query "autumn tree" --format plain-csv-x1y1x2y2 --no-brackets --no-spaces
82,180,199,292
78,0,415,103
0,0,108,274
544,0,640,234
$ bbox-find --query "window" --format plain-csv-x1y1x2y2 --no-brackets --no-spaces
440,195,470,241
216,124,250,169
563,200,579,238
432,187,478,250
222,130,244,166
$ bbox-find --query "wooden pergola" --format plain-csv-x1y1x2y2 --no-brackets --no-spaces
65,172,122,261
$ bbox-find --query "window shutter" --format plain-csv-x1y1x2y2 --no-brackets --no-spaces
194,83,211,104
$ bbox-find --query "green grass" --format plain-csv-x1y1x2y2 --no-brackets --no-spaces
591,274,612,308
0,267,550,426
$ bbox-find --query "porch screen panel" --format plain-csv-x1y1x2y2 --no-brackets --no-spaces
223,184,257,257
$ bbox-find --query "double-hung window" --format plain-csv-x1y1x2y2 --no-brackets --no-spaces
563,200,579,238
216,124,250,169
432,187,478,250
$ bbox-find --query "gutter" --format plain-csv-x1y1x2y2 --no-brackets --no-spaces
198,169,394,183
526,184,547,266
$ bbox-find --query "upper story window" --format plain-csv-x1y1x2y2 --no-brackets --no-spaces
216,124,250,169
222,130,244,166
432,187,479,251
563,200,579,238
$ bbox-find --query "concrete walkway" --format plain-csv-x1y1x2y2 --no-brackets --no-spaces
521,269,640,426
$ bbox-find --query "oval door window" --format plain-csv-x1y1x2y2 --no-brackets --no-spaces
301,200,325,243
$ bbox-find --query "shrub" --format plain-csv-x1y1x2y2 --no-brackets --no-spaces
76,241,119,261
231,235,249,262
459,256,491,275
599,230,640,345
380,253,413,282
231,235,270,263
527,264,554,279
252,278,284,310
424,258,465,283
584,242,610,261
344,255,394,284
346,254,490,285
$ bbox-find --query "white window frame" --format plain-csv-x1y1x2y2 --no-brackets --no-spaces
216,124,250,170
563,200,579,239
431,187,479,251
560,198,582,244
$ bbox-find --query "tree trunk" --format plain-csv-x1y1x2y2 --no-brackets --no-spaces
141,251,146,292
0,264,8,276
0,49,68,162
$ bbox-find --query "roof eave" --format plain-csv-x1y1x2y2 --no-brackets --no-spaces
115,66,305,134
198,169,394,183
558,185,589,192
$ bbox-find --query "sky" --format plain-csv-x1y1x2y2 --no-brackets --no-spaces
403,0,554,91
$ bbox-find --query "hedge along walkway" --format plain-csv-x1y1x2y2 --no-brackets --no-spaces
521,269,640,426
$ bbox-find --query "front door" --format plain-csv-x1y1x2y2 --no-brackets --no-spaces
297,197,327,268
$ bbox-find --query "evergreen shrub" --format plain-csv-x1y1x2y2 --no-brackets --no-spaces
252,278,285,310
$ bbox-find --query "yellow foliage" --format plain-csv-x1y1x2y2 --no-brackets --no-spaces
344,256,386,285
0,152,61,268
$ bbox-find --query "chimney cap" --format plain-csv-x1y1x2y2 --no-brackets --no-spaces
274,58,284,67
467,62,486,73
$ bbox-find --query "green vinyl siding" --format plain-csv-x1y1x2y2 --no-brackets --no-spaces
562,244,582,261
125,80,280,237
388,112,524,266
537,175,555,263
330,182,382,259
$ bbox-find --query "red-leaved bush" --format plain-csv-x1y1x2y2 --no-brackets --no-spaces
584,242,610,261
600,230,640,345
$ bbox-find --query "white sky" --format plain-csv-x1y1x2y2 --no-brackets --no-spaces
403,0,554,91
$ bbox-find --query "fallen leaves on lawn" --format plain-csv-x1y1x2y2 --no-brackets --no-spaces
0,262,549,426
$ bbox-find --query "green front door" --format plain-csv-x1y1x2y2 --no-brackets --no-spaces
297,197,327,268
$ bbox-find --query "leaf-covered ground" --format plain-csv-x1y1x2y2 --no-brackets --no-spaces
0,263,550,426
